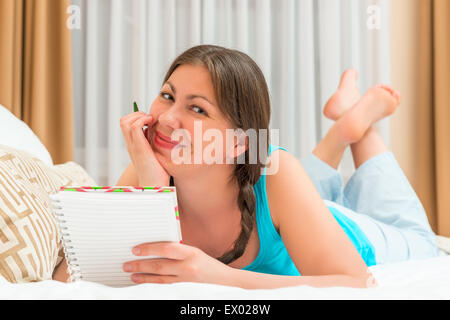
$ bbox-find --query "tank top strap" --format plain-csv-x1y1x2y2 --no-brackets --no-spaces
269,144,289,154
259,144,288,174
252,145,289,250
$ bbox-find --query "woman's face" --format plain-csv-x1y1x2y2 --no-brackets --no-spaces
148,64,239,174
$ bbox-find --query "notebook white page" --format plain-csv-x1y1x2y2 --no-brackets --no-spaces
50,187,181,287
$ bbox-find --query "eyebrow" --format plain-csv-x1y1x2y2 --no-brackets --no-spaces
165,81,215,107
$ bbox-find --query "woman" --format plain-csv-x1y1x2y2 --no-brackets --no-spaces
53,45,438,288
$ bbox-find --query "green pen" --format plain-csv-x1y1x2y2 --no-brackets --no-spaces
134,101,150,131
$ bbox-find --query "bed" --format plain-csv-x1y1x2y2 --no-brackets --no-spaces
1,104,449,300
1,251,449,299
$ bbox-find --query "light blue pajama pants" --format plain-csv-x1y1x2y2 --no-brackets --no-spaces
301,151,439,265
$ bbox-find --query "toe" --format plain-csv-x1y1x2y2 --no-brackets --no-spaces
375,84,396,96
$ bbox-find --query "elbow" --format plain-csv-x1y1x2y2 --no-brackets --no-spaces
350,271,378,288
363,271,379,288
52,260,70,283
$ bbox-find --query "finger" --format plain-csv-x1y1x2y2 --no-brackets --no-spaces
132,242,192,260
123,258,181,275
130,273,178,284
130,114,153,135
130,115,154,147
120,112,148,132
120,111,147,125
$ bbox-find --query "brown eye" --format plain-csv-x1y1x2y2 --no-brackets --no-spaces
191,105,207,115
160,92,173,100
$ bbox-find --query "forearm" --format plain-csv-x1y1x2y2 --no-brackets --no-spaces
116,162,170,186
116,163,138,186
228,268,374,290
52,259,70,282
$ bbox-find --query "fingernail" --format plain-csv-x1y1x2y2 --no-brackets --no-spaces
123,263,132,272
132,247,141,255
132,274,140,283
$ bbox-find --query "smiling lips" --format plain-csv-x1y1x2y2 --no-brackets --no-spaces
154,130,180,149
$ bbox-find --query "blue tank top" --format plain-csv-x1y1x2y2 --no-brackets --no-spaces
241,145,376,276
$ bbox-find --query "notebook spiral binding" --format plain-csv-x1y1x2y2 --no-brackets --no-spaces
51,197,82,282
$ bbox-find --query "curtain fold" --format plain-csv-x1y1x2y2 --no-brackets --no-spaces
418,0,450,236
0,0,74,164
0,0,23,118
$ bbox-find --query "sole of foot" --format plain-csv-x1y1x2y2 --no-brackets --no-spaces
337,85,401,144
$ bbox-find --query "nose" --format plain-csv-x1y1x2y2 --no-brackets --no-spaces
157,106,182,131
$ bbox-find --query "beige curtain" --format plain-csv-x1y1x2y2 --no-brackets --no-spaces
0,0,74,164
418,0,450,237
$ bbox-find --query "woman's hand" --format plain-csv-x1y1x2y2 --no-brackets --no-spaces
122,242,234,286
120,112,170,186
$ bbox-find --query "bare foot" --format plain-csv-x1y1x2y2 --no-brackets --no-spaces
336,85,401,144
323,69,361,120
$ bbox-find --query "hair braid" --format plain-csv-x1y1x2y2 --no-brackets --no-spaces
217,165,256,265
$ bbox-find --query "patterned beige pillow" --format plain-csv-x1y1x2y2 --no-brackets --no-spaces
0,145,96,283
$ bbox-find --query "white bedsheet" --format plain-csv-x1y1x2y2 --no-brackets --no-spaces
1,255,449,300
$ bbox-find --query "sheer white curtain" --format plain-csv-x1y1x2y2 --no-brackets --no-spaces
72,0,391,185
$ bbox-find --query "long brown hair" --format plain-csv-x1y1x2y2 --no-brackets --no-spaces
163,45,271,264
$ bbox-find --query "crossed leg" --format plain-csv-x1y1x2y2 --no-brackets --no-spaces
306,71,438,263
313,69,401,170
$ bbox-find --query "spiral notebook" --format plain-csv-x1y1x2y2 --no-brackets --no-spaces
50,186,182,287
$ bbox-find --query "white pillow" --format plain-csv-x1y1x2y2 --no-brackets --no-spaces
0,104,53,166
